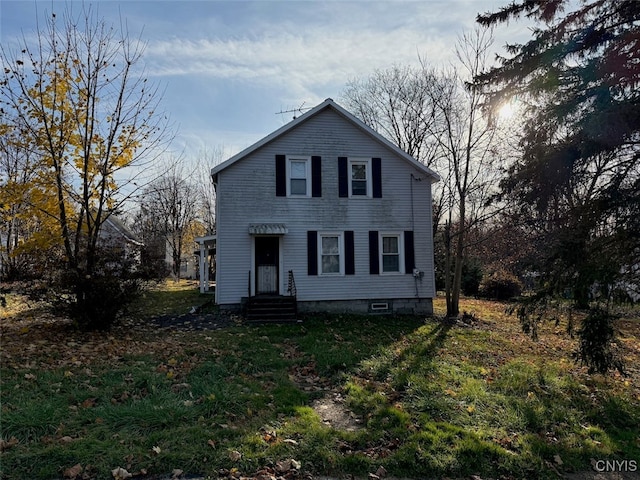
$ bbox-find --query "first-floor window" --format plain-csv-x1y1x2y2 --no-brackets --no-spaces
320,233,343,275
380,233,403,274
369,230,413,275
308,230,354,276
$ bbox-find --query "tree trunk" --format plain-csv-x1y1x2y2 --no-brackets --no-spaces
444,221,453,316
447,201,466,318
450,225,464,317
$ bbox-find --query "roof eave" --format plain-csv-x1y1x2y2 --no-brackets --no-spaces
210,98,440,183
211,99,335,178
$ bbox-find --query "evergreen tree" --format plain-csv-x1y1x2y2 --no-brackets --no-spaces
476,0,639,372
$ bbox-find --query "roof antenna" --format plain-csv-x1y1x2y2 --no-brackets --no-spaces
276,102,311,120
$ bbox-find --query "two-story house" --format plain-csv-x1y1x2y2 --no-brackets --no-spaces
210,98,439,316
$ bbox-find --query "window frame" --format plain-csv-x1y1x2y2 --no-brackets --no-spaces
379,232,405,274
318,231,345,276
348,158,372,198
286,155,311,197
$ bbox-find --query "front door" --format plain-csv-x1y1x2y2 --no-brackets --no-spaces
255,236,279,294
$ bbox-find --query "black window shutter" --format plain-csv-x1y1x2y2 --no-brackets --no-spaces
345,230,355,275
312,156,322,197
307,231,318,276
404,231,415,273
275,155,286,196
369,231,379,275
372,157,382,198
338,157,348,197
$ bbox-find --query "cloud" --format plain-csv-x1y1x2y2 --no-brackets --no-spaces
144,11,458,93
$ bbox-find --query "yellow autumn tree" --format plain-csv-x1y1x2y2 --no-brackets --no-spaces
0,5,171,327
0,115,63,278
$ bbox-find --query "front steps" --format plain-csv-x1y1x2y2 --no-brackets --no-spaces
245,295,298,323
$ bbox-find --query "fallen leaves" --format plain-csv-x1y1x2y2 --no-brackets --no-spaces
0,437,19,452
0,301,198,375
368,465,387,479
80,397,97,409
275,458,301,473
111,466,132,480
63,464,83,479
217,458,305,480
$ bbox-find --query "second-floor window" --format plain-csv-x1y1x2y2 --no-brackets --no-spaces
339,157,382,198
276,154,321,197
287,156,311,197
350,160,371,197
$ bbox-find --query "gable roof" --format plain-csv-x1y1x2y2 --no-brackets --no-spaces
102,215,144,246
211,98,440,182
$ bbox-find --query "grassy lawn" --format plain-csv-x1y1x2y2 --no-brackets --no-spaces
1,281,639,479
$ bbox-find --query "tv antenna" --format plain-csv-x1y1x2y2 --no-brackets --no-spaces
276,102,312,120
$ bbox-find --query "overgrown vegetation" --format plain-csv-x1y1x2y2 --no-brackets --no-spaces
0,5,171,329
1,283,638,479
475,0,640,373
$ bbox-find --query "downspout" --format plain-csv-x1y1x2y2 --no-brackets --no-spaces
411,174,423,298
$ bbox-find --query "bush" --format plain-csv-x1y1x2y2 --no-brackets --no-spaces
479,270,523,300
46,245,146,330
70,274,143,330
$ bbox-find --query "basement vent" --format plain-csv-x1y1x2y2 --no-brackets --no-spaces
370,302,390,312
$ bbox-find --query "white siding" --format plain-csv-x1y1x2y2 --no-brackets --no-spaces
216,107,436,305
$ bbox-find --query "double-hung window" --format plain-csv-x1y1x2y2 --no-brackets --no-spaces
349,159,372,197
320,232,343,275
276,154,321,197
338,157,381,198
307,231,354,276
287,156,310,197
369,230,414,275
381,234,401,273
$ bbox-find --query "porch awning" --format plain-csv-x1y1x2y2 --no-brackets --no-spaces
248,223,288,235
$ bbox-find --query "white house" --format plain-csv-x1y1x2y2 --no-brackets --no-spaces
209,98,439,315
99,215,144,263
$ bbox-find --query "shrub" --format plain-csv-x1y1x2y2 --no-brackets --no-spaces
479,269,523,300
46,245,146,330
70,274,143,330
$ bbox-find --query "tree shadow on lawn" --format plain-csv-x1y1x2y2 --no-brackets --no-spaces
287,311,639,480
3,295,638,480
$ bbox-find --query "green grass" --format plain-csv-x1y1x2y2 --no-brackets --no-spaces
1,286,639,479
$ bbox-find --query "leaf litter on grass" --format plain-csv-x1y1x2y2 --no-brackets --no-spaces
2,287,640,480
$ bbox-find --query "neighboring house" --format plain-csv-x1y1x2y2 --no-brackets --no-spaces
210,98,439,314
99,215,144,266
162,238,199,279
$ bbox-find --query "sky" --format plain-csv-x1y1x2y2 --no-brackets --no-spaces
0,0,532,166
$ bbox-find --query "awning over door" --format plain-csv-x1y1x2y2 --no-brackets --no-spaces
248,223,288,235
